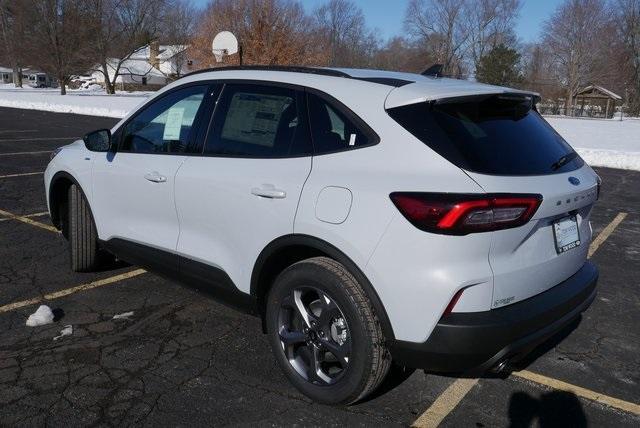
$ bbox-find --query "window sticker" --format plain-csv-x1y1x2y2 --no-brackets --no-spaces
221,93,292,147
163,107,185,141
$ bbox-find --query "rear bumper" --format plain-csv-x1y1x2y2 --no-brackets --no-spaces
390,261,598,374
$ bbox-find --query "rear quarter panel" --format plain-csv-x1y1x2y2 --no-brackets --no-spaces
294,94,492,342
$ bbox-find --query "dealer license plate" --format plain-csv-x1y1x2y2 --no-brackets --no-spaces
553,216,581,254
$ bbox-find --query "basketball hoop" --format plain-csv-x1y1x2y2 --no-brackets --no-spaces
212,32,239,64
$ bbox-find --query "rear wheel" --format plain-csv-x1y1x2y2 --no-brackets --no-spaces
68,184,101,272
266,257,390,405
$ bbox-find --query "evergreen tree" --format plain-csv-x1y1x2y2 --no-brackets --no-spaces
475,44,524,87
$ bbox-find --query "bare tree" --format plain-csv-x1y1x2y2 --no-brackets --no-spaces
404,0,521,76
0,1,29,87
616,0,640,115
465,0,521,72
370,36,436,73
543,0,613,115
404,0,470,76
521,43,562,99
191,0,327,68
313,0,378,67
159,0,197,77
86,0,167,94
27,0,95,95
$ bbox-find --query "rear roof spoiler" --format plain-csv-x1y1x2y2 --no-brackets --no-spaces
385,80,540,109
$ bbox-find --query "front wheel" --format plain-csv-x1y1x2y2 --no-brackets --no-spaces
266,257,391,405
68,184,101,272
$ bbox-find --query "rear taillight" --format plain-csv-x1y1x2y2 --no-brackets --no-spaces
390,192,542,235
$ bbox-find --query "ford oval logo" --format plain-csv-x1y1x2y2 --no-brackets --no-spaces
568,177,580,186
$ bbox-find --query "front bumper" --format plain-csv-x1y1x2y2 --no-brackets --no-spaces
390,261,598,374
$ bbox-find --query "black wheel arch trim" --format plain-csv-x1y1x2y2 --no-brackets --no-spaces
251,234,396,341
49,170,98,233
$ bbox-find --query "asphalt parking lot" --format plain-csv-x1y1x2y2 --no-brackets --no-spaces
0,106,638,427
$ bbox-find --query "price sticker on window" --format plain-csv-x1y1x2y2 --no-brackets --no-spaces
163,107,185,141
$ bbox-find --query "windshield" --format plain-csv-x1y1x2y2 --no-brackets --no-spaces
387,94,583,175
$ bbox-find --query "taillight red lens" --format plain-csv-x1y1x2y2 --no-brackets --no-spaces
390,193,542,235
443,288,465,316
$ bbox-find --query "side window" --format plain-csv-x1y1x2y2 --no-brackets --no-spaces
205,84,311,157
120,85,208,154
307,93,371,154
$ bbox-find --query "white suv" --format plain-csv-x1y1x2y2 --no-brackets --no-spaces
44,66,599,404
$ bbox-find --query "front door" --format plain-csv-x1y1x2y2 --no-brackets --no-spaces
92,84,212,268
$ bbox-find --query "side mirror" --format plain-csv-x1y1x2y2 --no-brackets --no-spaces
83,129,113,152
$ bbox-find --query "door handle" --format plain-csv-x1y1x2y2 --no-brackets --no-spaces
144,172,167,183
251,186,286,199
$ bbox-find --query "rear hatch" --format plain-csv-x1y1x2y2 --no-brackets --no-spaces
387,91,599,308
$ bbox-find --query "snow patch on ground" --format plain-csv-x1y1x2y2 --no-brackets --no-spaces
25,305,54,327
53,325,73,341
112,311,134,320
574,148,640,171
0,84,150,118
546,117,640,171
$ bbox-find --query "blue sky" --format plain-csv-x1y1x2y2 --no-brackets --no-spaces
192,0,562,44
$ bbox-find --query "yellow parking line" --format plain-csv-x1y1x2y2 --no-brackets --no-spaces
0,211,48,222
0,208,58,233
0,171,43,179
411,379,478,428
588,212,627,258
513,370,640,415
0,269,147,314
0,150,51,156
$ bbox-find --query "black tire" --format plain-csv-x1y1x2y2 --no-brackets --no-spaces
68,184,100,272
266,256,391,405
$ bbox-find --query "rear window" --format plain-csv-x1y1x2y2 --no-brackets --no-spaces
387,94,583,175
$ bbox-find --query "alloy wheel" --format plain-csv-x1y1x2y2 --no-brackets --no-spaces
277,286,351,385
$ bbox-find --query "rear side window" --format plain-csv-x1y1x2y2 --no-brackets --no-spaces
387,94,583,175
307,93,372,154
205,84,311,157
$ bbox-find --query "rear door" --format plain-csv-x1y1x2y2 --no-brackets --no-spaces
388,94,599,308
174,82,313,293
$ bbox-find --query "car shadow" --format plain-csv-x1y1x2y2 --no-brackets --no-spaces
356,363,416,403
508,316,582,372
506,316,587,427
90,257,130,273
508,390,587,427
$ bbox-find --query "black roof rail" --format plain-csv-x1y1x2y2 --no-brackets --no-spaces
179,65,352,80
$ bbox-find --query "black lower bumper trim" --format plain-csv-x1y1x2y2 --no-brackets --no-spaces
390,261,598,375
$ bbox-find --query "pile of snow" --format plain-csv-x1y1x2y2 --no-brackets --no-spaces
25,305,54,327
546,117,640,171
0,85,150,118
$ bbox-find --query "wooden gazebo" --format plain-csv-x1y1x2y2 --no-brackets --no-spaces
574,85,622,118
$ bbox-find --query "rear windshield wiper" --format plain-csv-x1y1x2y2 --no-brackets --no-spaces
551,152,578,171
